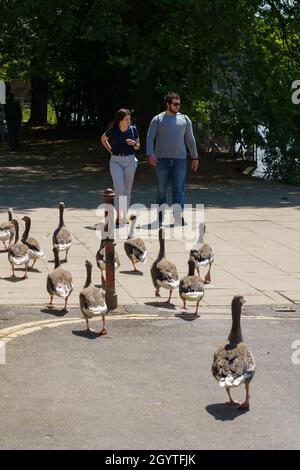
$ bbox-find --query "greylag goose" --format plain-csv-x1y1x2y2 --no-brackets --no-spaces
150,227,179,303
52,202,72,262
190,223,214,284
21,216,45,269
0,208,15,250
211,296,255,410
96,222,120,286
179,257,204,316
8,219,29,279
79,260,108,335
46,247,73,311
124,215,147,272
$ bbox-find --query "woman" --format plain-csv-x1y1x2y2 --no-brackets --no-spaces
101,108,140,225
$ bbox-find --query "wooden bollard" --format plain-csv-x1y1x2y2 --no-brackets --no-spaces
103,188,118,310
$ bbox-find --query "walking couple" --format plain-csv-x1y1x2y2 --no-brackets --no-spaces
101,92,199,226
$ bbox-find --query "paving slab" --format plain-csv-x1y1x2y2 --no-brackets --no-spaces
1,143,300,309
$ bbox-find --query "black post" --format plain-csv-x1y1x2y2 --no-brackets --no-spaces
103,188,118,309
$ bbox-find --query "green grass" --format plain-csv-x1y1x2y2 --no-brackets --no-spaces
22,103,57,125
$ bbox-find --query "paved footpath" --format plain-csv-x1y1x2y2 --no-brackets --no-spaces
1,140,300,450
1,144,300,309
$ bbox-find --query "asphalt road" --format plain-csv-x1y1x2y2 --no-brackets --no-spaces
0,305,300,450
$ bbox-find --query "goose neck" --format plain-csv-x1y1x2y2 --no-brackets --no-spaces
158,235,165,259
228,303,243,344
14,222,19,243
197,224,205,244
128,218,136,239
54,250,60,269
59,205,65,227
84,265,92,288
188,261,195,276
22,218,30,240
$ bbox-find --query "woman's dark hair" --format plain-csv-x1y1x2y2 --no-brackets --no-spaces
164,92,180,105
108,108,131,129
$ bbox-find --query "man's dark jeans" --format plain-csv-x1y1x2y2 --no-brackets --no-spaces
7,120,21,151
155,158,187,211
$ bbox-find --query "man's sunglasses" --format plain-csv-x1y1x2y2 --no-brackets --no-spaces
171,102,181,106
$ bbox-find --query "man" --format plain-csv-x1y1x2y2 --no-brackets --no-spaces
146,92,199,225
4,93,22,151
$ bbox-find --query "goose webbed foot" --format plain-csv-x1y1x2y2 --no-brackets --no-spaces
236,400,250,410
226,399,240,406
194,300,201,317
225,387,239,406
235,384,250,409
61,298,69,312
28,260,36,270
86,327,96,333
204,266,212,284
99,327,107,336
133,266,142,273
85,319,94,333
155,289,161,298
166,290,173,303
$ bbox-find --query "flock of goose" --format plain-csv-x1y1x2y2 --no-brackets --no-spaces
0,202,255,410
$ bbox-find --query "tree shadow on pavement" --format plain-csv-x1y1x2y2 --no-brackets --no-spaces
206,403,249,421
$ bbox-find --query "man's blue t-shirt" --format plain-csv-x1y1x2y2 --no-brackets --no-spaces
105,125,138,155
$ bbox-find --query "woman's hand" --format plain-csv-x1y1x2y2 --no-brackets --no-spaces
125,139,136,146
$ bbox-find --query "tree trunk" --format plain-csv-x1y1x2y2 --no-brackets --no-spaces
29,77,48,126
133,71,158,153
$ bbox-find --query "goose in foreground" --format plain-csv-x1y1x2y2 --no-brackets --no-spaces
46,247,73,311
124,215,147,272
8,219,29,279
21,216,45,269
96,222,120,286
179,257,204,316
150,228,179,303
190,223,214,284
211,296,255,410
79,260,108,335
0,208,15,250
52,202,72,262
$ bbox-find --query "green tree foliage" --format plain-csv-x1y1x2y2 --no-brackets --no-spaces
0,0,300,183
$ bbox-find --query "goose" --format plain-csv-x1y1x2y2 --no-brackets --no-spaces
124,215,147,272
0,208,15,250
150,227,179,303
46,247,73,311
190,223,214,284
79,260,108,335
21,216,45,269
8,219,29,279
179,257,205,316
211,296,255,410
96,222,120,286
52,202,72,262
